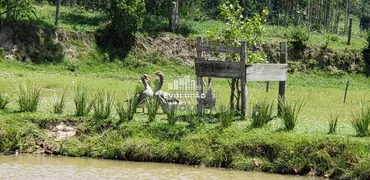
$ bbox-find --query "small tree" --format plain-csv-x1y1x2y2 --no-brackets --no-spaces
208,0,268,111
109,0,146,39
0,0,35,21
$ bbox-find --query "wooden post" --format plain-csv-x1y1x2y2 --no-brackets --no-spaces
343,80,349,103
278,42,287,116
240,41,247,119
196,37,203,116
347,17,353,45
266,81,270,93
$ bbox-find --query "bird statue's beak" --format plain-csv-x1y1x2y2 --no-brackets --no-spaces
153,71,158,75
145,76,150,80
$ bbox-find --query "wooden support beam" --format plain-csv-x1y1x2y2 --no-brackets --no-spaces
195,60,242,79
246,64,288,81
196,37,203,116
240,41,247,119
278,42,287,116
197,45,241,54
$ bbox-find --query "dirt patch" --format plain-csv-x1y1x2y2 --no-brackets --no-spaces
134,35,196,66
47,122,76,142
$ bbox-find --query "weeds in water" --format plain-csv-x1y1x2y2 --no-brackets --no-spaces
146,97,160,123
116,94,137,123
73,83,92,117
53,92,66,114
15,82,42,112
279,97,306,131
328,115,339,134
251,99,274,128
0,92,10,110
92,90,114,119
351,102,370,137
219,109,234,130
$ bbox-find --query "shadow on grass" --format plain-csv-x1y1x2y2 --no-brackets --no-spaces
140,15,196,37
95,26,134,62
62,13,107,27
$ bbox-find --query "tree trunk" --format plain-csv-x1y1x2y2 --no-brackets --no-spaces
55,0,62,26
344,0,349,32
6,3,11,21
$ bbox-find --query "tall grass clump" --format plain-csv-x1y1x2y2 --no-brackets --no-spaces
0,92,10,110
73,83,92,117
166,104,177,126
116,94,137,123
250,99,274,128
219,109,234,130
279,97,306,131
53,92,66,114
146,97,160,123
351,102,370,137
15,82,42,112
92,90,114,119
328,115,339,134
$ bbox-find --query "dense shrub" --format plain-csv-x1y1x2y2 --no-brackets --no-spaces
289,26,309,52
109,0,146,38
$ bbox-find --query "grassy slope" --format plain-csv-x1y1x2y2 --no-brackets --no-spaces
14,4,365,52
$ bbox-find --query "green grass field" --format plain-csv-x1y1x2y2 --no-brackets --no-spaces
1,58,370,137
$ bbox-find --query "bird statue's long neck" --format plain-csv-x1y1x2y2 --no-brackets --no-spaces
141,76,149,90
154,74,164,93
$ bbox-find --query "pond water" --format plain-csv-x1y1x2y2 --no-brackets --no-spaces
0,154,315,180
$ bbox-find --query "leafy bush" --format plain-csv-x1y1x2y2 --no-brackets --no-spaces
351,102,370,137
289,26,309,52
109,0,146,38
0,92,10,110
279,98,306,131
0,0,35,20
73,83,92,117
145,0,171,17
53,92,65,114
92,90,114,119
15,82,42,112
251,99,274,128
325,33,340,47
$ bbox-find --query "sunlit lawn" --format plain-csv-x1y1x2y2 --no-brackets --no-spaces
1,59,370,137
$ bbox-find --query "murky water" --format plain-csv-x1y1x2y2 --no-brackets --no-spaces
0,154,314,180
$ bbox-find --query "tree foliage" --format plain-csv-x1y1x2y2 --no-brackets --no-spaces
108,0,146,38
0,0,35,20
209,0,269,63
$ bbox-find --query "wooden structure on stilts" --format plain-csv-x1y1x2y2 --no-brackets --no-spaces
195,37,288,118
